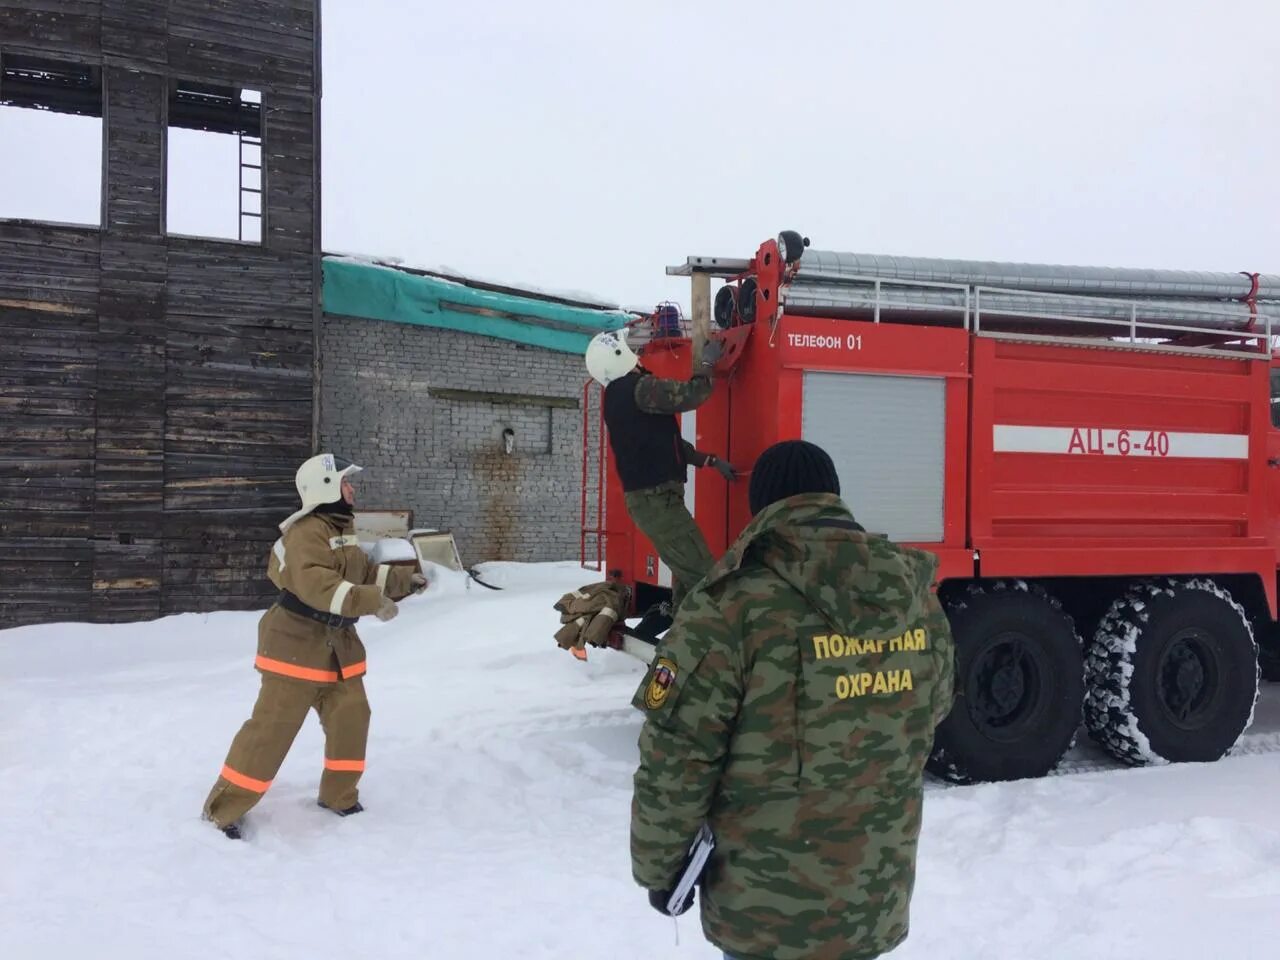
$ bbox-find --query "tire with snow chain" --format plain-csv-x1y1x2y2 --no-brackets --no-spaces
1084,579,1259,766
1253,619,1280,683
1262,645,1280,683
927,583,1084,784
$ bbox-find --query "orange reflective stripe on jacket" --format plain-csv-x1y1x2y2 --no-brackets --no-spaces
340,660,367,679
254,655,340,683
323,758,366,772
221,764,272,793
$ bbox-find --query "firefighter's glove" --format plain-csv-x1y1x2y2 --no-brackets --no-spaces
375,595,400,622
409,573,429,594
698,339,724,370
647,887,692,917
708,455,737,482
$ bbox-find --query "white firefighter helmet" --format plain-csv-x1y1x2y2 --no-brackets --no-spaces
280,453,363,532
585,329,638,386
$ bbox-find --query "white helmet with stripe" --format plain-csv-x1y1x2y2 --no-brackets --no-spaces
280,453,363,532
585,329,638,386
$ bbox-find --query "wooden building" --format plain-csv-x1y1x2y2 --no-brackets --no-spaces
0,2,322,626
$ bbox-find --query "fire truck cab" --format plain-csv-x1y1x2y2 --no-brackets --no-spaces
584,232,1280,783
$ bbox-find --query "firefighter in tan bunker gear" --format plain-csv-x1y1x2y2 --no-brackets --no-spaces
202,454,425,839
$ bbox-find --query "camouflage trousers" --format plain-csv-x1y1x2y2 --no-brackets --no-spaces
624,480,714,611
203,673,370,828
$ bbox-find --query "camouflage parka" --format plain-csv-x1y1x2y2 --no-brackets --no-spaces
630,492,955,960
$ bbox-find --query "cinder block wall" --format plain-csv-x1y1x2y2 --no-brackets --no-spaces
319,314,602,565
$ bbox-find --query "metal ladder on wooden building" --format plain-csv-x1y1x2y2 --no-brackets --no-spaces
238,131,262,242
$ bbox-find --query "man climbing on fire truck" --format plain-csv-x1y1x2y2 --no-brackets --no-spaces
585,328,736,633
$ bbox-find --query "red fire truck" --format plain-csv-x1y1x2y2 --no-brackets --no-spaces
582,231,1280,783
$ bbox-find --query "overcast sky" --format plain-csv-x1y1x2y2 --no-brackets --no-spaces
3,0,1278,309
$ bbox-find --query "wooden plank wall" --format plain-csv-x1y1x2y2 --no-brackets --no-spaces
0,226,100,625
95,63,168,622
0,0,320,626
163,242,313,614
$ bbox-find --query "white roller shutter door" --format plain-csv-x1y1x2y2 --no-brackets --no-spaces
800,372,945,542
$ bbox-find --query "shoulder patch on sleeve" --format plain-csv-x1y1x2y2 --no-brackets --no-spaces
643,657,678,710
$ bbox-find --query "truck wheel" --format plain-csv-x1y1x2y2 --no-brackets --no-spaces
1084,579,1259,765
1261,644,1280,683
1253,619,1280,682
713,285,739,329
927,583,1084,783
738,277,758,324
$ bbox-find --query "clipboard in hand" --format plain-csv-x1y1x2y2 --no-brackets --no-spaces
665,823,715,916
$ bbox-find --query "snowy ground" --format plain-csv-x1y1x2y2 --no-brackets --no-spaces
4,561,1280,960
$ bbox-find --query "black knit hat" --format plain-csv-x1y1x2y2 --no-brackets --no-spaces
748,440,841,515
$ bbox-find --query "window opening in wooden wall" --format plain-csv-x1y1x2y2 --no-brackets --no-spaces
0,53,103,226
166,82,262,242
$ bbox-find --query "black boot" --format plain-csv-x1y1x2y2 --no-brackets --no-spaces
318,800,364,817
633,601,674,641
220,820,243,840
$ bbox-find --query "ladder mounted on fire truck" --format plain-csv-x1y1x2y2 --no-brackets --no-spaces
667,238,1279,359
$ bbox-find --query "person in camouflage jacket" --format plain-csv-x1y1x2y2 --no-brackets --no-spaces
631,440,955,960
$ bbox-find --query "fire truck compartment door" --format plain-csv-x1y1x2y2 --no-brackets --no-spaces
800,371,945,542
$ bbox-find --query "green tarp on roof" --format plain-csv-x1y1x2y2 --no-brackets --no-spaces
322,257,628,354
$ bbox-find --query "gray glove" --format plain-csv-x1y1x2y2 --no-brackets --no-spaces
707,454,737,481
698,338,724,370
375,595,399,622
